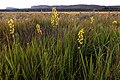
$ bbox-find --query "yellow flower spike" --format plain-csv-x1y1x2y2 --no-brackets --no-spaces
90,16,94,24
52,7,57,12
36,24,40,29
51,7,59,27
36,24,42,35
112,20,118,25
10,28,14,34
8,19,14,37
78,29,84,35
77,29,84,47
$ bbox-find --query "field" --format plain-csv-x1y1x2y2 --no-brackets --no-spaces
0,11,120,80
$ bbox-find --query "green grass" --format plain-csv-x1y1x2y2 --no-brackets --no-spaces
0,12,120,80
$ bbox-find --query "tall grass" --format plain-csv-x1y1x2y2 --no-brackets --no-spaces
0,12,120,80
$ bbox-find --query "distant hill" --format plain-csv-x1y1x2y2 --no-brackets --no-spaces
31,4,120,11
31,4,105,10
0,4,120,12
6,7,18,10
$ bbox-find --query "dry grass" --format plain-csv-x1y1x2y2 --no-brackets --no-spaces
0,11,120,19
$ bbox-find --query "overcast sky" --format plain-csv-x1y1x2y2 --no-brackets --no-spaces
0,0,120,9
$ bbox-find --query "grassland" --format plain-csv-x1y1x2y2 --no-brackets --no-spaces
0,11,120,80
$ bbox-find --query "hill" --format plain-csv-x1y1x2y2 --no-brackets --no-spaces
0,4,120,11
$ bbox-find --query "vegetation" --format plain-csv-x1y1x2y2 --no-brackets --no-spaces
0,10,120,80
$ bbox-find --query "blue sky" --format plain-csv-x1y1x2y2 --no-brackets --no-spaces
0,0,120,9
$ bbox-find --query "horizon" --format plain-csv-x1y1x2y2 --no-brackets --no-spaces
2,4,120,9
0,0,120,9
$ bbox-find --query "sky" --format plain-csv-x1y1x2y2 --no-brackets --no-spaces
0,0,120,9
